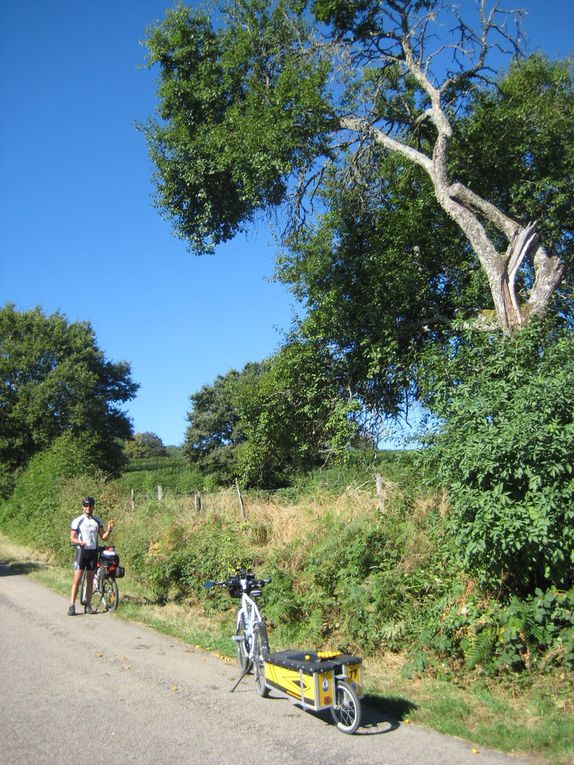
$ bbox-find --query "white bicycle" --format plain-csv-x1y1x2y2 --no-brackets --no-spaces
204,569,363,733
204,570,271,677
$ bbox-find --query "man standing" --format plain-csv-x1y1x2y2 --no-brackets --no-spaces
68,496,114,615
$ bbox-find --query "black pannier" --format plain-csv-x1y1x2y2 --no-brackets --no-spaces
97,547,124,578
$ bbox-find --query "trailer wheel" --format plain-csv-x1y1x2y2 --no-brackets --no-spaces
330,681,361,734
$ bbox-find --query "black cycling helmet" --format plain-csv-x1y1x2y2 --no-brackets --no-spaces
82,496,95,507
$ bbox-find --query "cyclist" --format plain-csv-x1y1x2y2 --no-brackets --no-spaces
68,496,114,615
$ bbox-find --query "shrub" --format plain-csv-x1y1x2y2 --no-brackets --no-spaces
0,433,102,550
422,321,574,594
411,586,574,675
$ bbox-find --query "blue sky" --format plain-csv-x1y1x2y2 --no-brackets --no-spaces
1,1,572,446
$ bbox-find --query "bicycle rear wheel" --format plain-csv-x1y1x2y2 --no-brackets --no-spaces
100,576,119,611
253,624,269,698
235,615,252,673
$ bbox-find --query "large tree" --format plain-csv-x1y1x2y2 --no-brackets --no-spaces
124,432,168,459
232,340,361,486
143,0,569,335
276,55,574,413
0,304,138,495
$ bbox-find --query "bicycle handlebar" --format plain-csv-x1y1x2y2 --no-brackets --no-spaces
203,572,271,594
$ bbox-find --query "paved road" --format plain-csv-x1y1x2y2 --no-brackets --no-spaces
0,561,532,765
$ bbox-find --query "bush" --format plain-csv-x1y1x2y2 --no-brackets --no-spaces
422,321,574,594
409,586,574,676
116,456,203,495
0,433,102,551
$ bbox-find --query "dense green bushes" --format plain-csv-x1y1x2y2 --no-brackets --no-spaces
1,433,572,679
408,586,574,677
421,322,574,596
0,434,101,552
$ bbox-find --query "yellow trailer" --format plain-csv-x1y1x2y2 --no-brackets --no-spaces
254,647,364,734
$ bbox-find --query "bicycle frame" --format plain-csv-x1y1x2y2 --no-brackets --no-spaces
234,579,266,667
204,571,270,676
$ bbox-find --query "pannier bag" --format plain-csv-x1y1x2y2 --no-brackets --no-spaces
97,547,125,578
100,547,119,564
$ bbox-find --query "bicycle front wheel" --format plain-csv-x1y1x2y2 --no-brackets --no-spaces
236,615,252,673
79,571,88,606
330,681,361,734
100,576,119,612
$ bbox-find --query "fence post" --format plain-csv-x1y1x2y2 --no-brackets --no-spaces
376,473,385,512
194,491,202,512
130,488,135,512
235,478,246,521
157,485,163,502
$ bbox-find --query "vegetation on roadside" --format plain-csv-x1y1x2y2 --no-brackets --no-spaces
1,463,573,764
2,5,574,762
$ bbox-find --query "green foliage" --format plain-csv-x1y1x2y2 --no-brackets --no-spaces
124,508,253,602
142,0,333,253
124,432,168,459
144,0,574,427
421,321,574,594
184,350,364,489
0,433,104,554
277,156,477,416
4,446,572,685
452,55,574,285
274,447,420,501
414,587,574,676
233,341,362,487
257,490,458,652
116,454,204,495
0,304,138,496
144,0,574,348
278,55,574,419
183,365,252,482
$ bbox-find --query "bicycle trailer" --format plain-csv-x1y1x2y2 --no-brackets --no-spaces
262,649,363,712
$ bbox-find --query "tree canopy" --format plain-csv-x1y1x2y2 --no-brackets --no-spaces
124,432,168,459
277,54,574,413
0,304,138,496
184,349,363,487
143,0,571,335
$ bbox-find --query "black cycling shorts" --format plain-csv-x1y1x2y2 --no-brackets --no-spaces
74,547,98,571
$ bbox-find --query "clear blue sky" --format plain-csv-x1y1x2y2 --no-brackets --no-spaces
1,1,572,446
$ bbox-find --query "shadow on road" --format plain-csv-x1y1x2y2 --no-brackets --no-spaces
354,693,418,736
312,693,417,736
0,560,45,577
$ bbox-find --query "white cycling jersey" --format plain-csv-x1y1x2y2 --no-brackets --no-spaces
70,514,102,550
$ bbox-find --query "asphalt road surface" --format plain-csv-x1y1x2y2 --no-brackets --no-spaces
0,561,532,765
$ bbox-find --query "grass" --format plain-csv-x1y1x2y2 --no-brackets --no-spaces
1,533,573,763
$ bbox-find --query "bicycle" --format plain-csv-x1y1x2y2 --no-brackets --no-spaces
204,570,363,734
204,570,271,676
80,545,125,613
